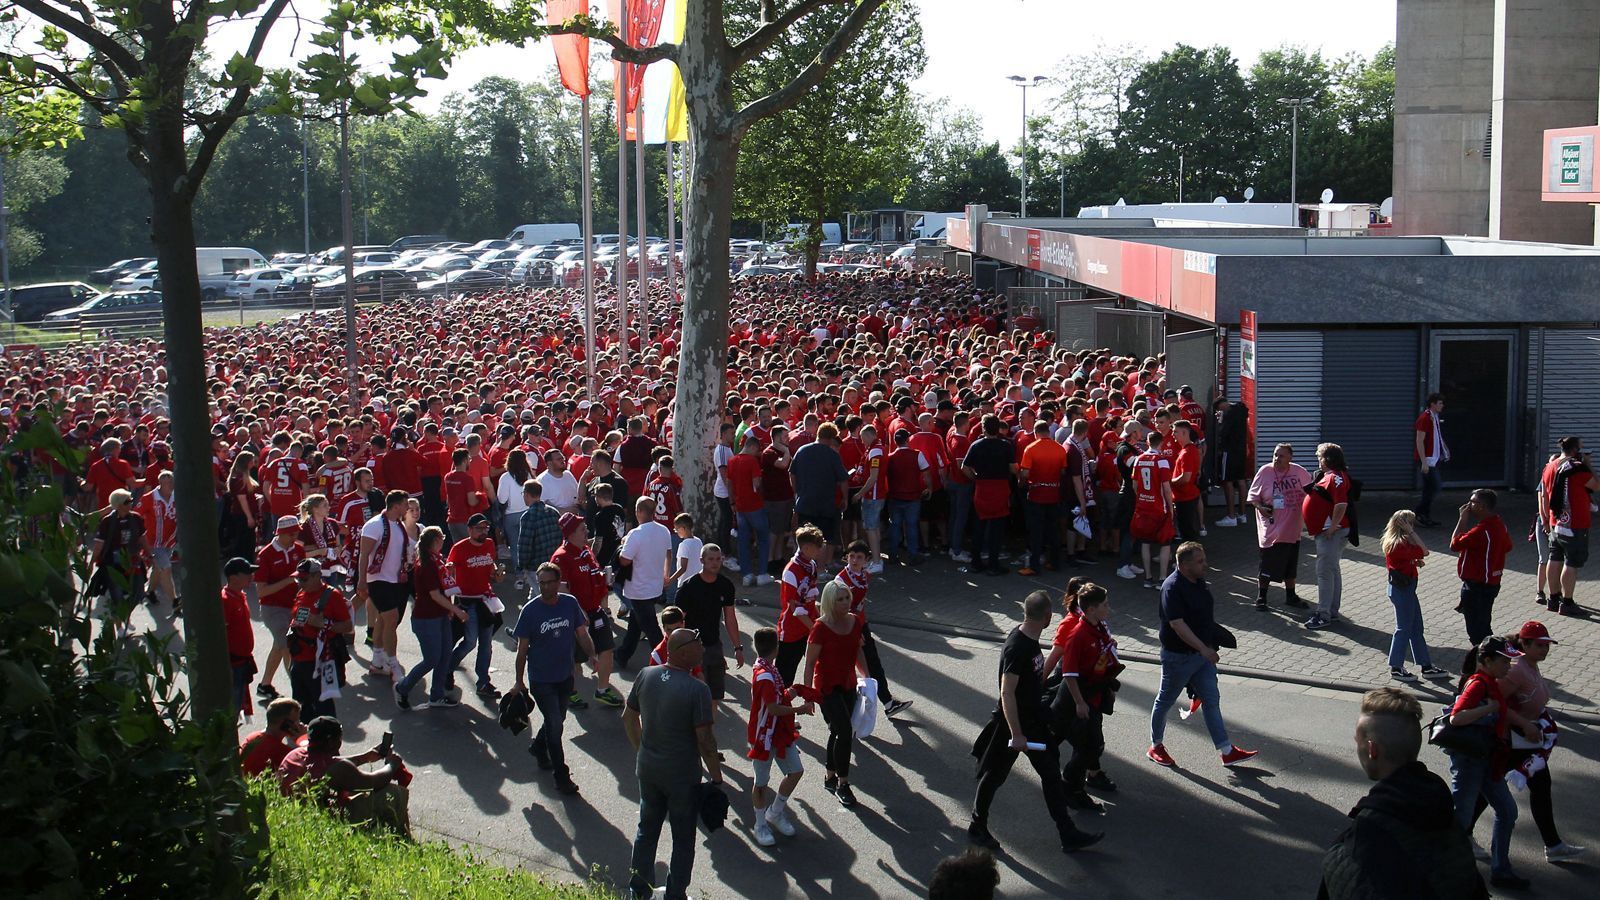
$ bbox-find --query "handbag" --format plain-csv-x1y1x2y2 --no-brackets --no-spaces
1426,709,1497,759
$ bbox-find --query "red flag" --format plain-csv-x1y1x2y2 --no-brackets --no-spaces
547,0,590,98
608,0,668,114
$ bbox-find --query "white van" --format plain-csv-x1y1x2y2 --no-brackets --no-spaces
114,246,267,300
506,223,581,246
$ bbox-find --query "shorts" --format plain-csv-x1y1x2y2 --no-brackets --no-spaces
576,607,616,660
1550,528,1589,568
1534,520,1550,566
1097,495,1121,532
765,500,795,533
369,580,409,614
752,744,804,786
861,498,885,530
151,546,174,570
1216,448,1248,483
796,510,841,545
844,497,863,522
1259,541,1301,582
261,604,293,651
1130,512,1175,546
923,488,948,520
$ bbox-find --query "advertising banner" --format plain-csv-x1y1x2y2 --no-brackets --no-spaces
1239,310,1257,468
1542,126,1600,202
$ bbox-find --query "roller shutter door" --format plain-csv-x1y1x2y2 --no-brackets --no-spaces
1321,330,1420,489
1254,331,1324,468
1536,329,1600,456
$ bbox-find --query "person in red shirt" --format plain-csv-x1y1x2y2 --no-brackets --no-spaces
1451,489,1514,646
222,556,259,715
138,470,180,613
239,697,305,777
551,514,622,709
833,540,912,717
1302,443,1353,631
945,411,974,564
804,580,867,809
648,606,704,678
852,424,888,574
285,559,354,719
760,426,796,577
1540,436,1597,617
381,429,427,499
85,436,137,510
1017,420,1066,576
263,446,311,519
445,515,505,699
443,448,485,543
884,428,931,564
1379,510,1447,681
1413,393,1449,527
1129,433,1175,589
396,526,472,709
776,527,825,686
747,625,811,847
1169,421,1204,542
1051,583,1121,811
254,517,307,700
727,435,771,585
315,445,354,501
646,456,684,526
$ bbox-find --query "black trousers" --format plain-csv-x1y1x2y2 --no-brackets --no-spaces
974,732,1076,840
1061,709,1106,792
861,624,894,703
420,476,445,528
1472,748,1562,847
821,687,855,778
290,660,336,720
776,637,806,688
1458,581,1499,646
977,518,1005,569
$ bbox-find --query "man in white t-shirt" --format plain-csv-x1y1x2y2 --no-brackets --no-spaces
614,496,673,669
713,423,738,573
537,449,581,516
671,513,706,587
357,490,414,679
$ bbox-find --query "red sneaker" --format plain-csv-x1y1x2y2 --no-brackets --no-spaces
1179,696,1203,720
1220,746,1259,766
1146,744,1176,767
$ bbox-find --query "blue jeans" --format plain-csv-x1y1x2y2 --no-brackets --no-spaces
398,615,454,703
1450,751,1518,876
1419,462,1443,518
502,511,523,573
1386,576,1433,669
735,508,770,576
886,499,922,557
530,677,574,779
1150,647,1230,751
947,482,973,555
1314,528,1348,617
629,774,700,900
449,601,496,690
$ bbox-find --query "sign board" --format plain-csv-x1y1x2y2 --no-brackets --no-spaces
1239,310,1257,469
1542,126,1600,202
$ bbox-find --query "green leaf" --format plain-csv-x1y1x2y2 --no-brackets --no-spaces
1,660,52,713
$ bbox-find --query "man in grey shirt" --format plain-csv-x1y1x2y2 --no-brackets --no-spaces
624,628,723,900
790,422,850,565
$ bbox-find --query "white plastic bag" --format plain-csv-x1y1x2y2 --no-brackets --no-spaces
1071,507,1094,539
851,677,879,739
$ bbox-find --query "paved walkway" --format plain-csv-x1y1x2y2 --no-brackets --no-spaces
740,488,1600,717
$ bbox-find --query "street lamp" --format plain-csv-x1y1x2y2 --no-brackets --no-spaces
1008,74,1046,217
1277,97,1314,220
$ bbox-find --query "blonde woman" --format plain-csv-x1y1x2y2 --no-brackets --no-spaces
803,579,868,809
298,493,343,579
1381,510,1447,681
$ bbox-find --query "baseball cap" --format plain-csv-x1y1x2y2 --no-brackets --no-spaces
306,716,342,744
1479,635,1523,659
223,557,257,576
467,513,492,528
559,512,584,538
1518,621,1558,644
295,557,323,577
276,515,301,532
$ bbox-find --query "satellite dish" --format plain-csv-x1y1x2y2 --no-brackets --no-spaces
1380,196,1394,218
1320,188,1334,204
1115,197,1126,207
1243,186,1255,201
1213,196,1228,205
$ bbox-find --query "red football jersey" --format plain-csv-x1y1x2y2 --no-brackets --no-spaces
1130,451,1173,519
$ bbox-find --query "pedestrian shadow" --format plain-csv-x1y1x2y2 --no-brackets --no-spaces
521,796,631,887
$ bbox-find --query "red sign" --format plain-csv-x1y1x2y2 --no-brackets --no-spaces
1026,229,1041,269
1238,310,1257,469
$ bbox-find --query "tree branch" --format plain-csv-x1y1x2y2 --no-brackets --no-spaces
182,0,292,198
545,19,677,66
14,0,143,76
734,0,888,132
731,0,847,66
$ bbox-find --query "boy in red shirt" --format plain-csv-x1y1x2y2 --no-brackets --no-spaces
446,514,505,698
776,526,825,686
443,448,484,543
747,626,810,847
1129,434,1175,590
834,540,913,717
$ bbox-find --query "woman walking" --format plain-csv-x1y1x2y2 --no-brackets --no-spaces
498,449,533,589
1302,442,1352,630
1445,636,1542,890
1049,582,1122,812
804,580,868,809
298,494,346,586
395,526,468,710
221,450,262,561
1379,510,1448,681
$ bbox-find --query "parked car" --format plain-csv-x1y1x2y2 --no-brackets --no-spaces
734,265,800,279
465,239,514,254
113,247,267,300
410,253,473,275
417,269,511,296
476,248,523,264
44,289,161,321
223,267,292,302
91,258,156,282
388,234,449,252
313,267,419,302
8,281,101,321
271,272,333,303
269,252,317,267
351,251,399,267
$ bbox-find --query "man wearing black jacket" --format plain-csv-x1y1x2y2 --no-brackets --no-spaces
1319,687,1487,900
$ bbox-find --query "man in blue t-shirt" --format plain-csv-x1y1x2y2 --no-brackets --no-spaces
514,561,598,794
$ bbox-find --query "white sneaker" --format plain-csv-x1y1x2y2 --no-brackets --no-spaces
950,550,972,563
1546,842,1586,862
755,574,775,586
1130,565,1145,575
765,804,797,837
1215,516,1235,527
1116,564,1138,580
866,561,884,575
753,818,776,847
388,657,406,680
724,558,741,573
743,574,756,587
1199,528,1208,537
1471,839,1490,861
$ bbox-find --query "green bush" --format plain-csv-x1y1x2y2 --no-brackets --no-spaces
259,781,611,899
0,415,266,898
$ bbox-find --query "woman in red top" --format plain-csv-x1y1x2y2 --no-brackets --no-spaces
1446,636,1542,889
1054,582,1121,810
223,449,263,560
1380,510,1446,681
804,580,867,809
395,527,468,710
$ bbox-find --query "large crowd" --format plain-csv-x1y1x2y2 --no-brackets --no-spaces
1,269,1589,898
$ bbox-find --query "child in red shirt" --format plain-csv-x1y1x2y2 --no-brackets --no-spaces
747,626,810,847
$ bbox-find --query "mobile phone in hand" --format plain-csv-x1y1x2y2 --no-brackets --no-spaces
378,731,393,757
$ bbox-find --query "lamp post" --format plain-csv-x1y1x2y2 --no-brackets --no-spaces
1007,74,1046,217
1277,97,1314,222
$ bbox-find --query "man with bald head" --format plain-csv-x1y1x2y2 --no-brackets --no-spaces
624,627,724,900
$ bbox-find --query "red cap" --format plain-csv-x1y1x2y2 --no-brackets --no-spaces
1518,621,1557,644
559,512,584,539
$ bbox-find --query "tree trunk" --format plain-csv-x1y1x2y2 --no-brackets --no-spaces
804,215,823,280
143,119,231,726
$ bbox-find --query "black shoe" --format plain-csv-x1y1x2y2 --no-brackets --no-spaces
835,782,858,808
1065,791,1104,812
735,597,754,606
985,566,1009,576
477,684,502,700
255,683,278,699
1085,771,1118,792
1061,828,1105,852
395,686,411,711
529,742,554,770
1547,595,1563,612
144,591,159,608
555,778,581,796
884,699,914,717
1559,600,1578,617
1488,872,1531,890
967,821,1000,849
1285,594,1310,609
170,598,182,617
823,774,839,795
1253,597,1269,610
1536,593,1549,606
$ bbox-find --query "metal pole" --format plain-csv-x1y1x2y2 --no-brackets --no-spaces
1,151,13,344
665,140,677,300
302,115,311,257
581,93,597,395
635,102,649,347
1178,153,1184,203
339,35,359,414
361,131,370,246
1290,104,1299,222
1019,83,1028,217
1060,154,1066,217
616,0,630,371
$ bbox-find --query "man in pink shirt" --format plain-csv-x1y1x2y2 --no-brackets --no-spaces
1246,443,1312,611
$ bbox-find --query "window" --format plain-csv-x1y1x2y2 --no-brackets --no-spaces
221,257,253,273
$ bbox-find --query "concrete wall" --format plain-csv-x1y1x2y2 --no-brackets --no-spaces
1489,0,1600,243
1394,0,1496,236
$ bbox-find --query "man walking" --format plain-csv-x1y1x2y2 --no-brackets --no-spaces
790,422,850,567
1148,542,1259,768
623,628,724,900
672,543,744,701
1414,394,1449,527
616,496,674,670
1540,436,1596,616
1450,489,1513,646
513,562,598,795
1247,443,1312,610
968,590,1103,854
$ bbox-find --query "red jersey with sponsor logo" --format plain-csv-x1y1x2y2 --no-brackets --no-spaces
552,541,608,612
264,456,311,518
254,540,306,609
777,553,820,642
1130,451,1173,521
833,565,870,620
448,537,498,597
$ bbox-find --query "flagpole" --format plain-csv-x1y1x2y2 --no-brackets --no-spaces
581,92,597,396
634,101,649,347
665,140,677,302
616,0,630,371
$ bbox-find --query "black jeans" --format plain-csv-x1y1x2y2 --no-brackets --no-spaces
530,677,574,779
1025,500,1059,570
290,660,335,720
1175,498,1203,542
861,624,894,703
821,687,855,778
1458,581,1499,646
420,476,445,528
974,733,1077,840
977,517,1005,569
1061,709,1106,793
1419,463,1443,518
776,637,807,688
701,643,729,701
615,597,664,669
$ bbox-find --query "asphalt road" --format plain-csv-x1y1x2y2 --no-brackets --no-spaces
213,594,1600,899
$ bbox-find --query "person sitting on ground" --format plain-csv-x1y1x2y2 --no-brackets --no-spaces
277,715,411,837
239,698,305,777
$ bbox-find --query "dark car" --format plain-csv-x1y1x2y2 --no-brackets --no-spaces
313,267,419,302
8,281,101,321
91,258,156,282
388,234,450,252
270,272,331,304
43,289,162,322
418,269,510,296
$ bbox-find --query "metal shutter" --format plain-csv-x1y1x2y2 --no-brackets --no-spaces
1055,299,1118,351
1538,329,1600,455
1321,330,1420,489
1255,331,1325,467
1166,328,1217,407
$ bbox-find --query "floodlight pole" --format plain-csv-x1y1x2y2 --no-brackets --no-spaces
1278,97,1314,225
1008,75,1046,217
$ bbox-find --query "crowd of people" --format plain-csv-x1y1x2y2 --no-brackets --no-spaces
2,268,1590,897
